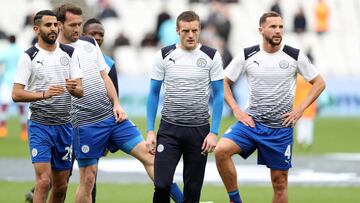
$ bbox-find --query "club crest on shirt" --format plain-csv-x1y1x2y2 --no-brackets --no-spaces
279,60,289,69
196,58,207,68
60,56,70,66
84,44,93,53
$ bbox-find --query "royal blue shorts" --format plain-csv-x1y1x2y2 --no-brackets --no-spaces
28,120,73,170
73,116,144,160
222,121,293,170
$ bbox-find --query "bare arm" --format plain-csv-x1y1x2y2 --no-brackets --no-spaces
100,70,127,122
12,83,65,102
224,77,255,127
282,75,326,126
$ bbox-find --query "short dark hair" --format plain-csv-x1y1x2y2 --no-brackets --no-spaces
83,18,102,33
176,11,200,28
33,10,57,25
259,11,281,26
54,3,82,23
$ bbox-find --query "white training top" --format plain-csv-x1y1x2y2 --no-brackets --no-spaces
225,44,319,128
14,42,82,125
151,43,224,126
69,36,113,127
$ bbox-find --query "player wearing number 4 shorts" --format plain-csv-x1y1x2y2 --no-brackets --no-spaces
214,11,325,203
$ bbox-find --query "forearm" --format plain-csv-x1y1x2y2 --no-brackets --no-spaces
146,79,162,131
12,88,45,102
210,80,224,134
298,75,326,112
103,73,120,105
224,78,242,113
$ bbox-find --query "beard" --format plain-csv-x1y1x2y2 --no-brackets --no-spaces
41,31,58,44
265,35,282,47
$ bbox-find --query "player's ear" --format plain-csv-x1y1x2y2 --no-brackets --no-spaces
258,27,263,34
33,25,39,33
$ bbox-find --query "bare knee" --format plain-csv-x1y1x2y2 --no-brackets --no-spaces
52,183,68,199
272,172,288,195
215,144,232,163
36,176,51,192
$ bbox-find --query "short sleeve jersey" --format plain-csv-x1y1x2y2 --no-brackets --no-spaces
150,44,224,126
13,43,82,125
69,36,113,127
225,44,319,128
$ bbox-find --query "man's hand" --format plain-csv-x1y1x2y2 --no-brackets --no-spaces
282,107,304,127
233,108,255,127
146,131,157,155
65,79,77,91
113,103,127,122
201,132,217,155
44,85,65,99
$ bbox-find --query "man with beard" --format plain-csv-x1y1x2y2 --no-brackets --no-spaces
12,10,83,203
54,4,182,203
214,12,325,203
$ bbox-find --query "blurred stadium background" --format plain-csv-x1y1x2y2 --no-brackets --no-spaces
0,0,359,202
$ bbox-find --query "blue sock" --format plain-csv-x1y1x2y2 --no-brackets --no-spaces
169,182,183,203
228,189,242,203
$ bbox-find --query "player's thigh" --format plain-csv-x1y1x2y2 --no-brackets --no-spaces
33,162,52,180
221,121,257,158
129,141,154,165
108,119,144,154
51,169,71,187
216,137,242,155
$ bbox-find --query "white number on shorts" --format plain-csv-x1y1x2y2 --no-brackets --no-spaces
62,146,72,161
284,144,291,159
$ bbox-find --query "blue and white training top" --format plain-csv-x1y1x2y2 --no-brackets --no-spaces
150,43,224,126
225,44,319,128
14,42,82,125
69,36,113,127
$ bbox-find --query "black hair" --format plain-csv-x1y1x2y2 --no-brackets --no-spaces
33,10,57,25
83,18,102,33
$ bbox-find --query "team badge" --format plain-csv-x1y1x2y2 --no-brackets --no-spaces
81,145,90,153
157,144,164,153
60,56,70,66
279,60,289,69
84,44,93,53
196,58,207,68
31,148,38,157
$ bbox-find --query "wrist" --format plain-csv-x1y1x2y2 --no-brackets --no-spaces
42,91,46,99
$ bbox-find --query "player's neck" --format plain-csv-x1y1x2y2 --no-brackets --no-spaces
262,42,281,53
58,33,73,45
37,40,56,51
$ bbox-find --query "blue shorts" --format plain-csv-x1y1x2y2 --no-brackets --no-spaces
28,120,73,170
222,121,293,170
73,116,144,160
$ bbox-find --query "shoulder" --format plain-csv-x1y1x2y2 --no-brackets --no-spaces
79,36,97,46
199,45,217,60
244,45,260,60
24,46,39,61
160,44,177,59
282,44,300,60
59,43,75,57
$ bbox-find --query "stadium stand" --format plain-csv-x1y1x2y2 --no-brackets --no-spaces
0,0,359,76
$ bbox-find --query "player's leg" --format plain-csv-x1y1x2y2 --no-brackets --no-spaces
215,122,257,203
73,119,110,203
48,170,70,202
108,119,183,203
48,123,73,202
182,125,208,202
28,120,53,202
256,125,293,203
270,169,288,203
33,163,52,203
153,121,182,203
75,162,98,203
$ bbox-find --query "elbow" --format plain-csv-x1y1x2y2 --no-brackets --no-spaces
12,93,20,103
